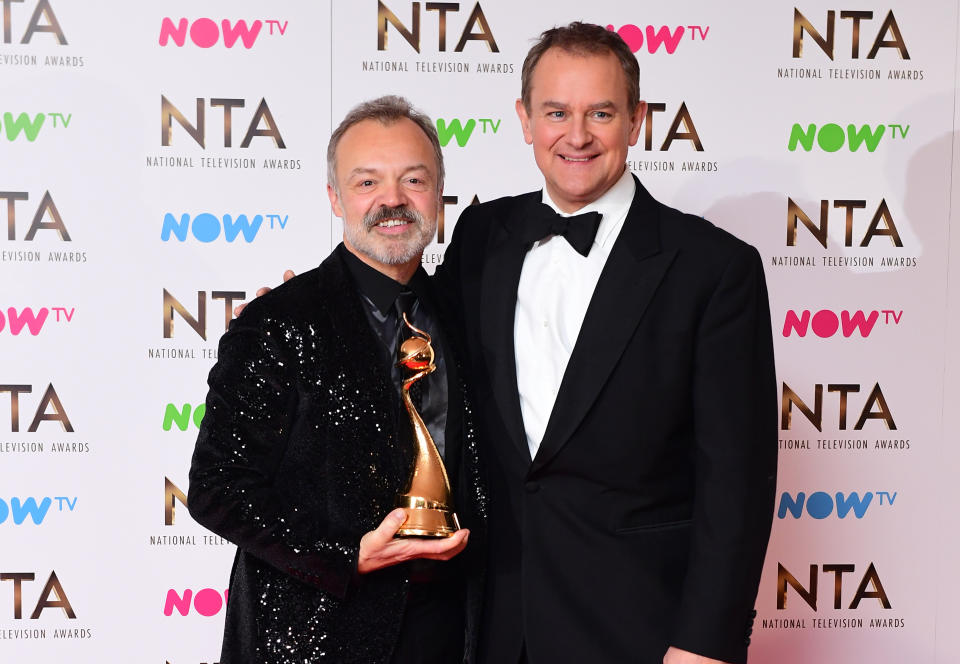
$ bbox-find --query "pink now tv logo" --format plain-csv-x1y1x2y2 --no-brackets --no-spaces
606,23,709,54
164,588,229,617
782,309,902,338
0,307,74,336
158,18,287,49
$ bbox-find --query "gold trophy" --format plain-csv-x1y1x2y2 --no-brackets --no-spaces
394,312,460,538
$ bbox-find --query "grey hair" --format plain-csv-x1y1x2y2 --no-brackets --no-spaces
326,95,445,193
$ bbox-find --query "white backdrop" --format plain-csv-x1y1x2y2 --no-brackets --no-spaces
2,1,959,662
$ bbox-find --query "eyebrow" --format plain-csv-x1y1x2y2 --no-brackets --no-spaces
541,100,617,111
347,163,431,179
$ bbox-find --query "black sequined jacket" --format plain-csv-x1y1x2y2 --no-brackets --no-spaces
188,250,487,664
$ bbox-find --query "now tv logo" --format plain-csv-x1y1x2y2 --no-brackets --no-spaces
0,307,74,336
161,213,288,243
606,23,709,54
435,118,500,148
777,491,895,520
164,588,228,617
1,111,70,142
788,123,909,152
163,404,204,432
159,18,287,49
782,309,902,338
0,496,76,525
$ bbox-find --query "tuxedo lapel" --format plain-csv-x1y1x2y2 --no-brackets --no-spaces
480,196,541,465
531,178,677,474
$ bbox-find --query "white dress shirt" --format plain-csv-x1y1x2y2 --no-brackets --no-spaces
514,168,636,458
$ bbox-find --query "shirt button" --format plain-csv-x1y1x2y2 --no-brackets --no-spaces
542,320,549,328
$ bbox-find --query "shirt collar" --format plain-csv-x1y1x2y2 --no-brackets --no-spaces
541,166,635,250
338,243,407,316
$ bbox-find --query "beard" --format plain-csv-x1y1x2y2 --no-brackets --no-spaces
344,204,438,265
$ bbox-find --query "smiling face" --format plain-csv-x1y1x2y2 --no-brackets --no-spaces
327,117,440,281
516,48,645,213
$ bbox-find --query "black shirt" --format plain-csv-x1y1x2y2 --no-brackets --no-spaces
337,244,450,460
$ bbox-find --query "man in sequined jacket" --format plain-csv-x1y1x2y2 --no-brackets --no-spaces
188,96,487,664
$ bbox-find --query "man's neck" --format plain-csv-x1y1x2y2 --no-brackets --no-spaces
544,167,629,214
342,241,419,284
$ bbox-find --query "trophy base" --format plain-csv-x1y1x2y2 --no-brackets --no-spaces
394,497,460,538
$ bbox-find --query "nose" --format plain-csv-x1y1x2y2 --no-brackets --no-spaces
566,115,591,149
378,179,409,209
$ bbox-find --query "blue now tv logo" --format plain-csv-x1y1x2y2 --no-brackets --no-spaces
777,491,896,519
0,496,77,525
161,212,288,243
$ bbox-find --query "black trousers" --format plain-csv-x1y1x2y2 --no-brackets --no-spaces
391,580,465,664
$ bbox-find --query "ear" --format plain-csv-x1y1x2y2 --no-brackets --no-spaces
515,98,534,145
627,100,646,148
327,183,344,218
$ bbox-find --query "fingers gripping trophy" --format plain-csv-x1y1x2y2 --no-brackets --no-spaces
394,313,461,537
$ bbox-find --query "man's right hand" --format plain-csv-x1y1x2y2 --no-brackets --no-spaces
234,269,296,317
357,509,470,574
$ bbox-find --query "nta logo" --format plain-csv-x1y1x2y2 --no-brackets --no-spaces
161,96,285,149
787,198,902,248
0,112,70,142
777,491,895,519
435,118,499,147
161,213,288,243
641,103,703,151
0,383,72,432
781,382,895,431
782,309,902,338
788,123,908,152
159,18,287,49
2,0,65,44
439,193,480,243
377,1,498,53
606,23,709,55
777,563,890,610
793,9,908,60
162,289,245,340
164,588,228,617
1,190,70,241
1,571,75,618
0,496,77,525
165,477,187,526
0,307,74,335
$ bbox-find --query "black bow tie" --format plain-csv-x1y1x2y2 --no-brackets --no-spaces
521,204,602,257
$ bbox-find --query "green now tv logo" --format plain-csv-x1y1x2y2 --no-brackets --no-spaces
435,118,500,147
163,403,205,431
788,123,908,152
1,112,71,141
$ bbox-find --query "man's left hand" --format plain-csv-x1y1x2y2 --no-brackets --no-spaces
664,646,731,664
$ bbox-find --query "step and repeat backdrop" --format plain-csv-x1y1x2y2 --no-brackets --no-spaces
2,1,959,662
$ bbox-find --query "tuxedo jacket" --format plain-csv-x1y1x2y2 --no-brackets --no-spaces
435,176,777,664
188,250,487,664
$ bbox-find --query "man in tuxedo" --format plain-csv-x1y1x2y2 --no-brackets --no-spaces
188,96,486,664
435,22,777,664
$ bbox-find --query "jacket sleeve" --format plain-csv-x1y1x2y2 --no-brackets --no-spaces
187,316,360,599
670,243,778,663
432,201,474,322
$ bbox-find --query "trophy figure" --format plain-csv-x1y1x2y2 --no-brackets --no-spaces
394,312,460,538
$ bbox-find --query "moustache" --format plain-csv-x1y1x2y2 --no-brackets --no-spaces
363,205,424,230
